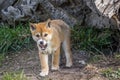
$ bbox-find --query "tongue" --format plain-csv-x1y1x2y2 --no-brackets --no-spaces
40,44,47,50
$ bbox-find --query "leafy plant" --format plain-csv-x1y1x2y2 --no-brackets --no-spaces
0,24,32,54
0,54,5,66
115,54,120,59
71,26,113,54
88,55,103,63
101,68,120,80
2,71,28,80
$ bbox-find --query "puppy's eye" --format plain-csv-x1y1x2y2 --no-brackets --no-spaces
36,34,40,37
44,33,48,37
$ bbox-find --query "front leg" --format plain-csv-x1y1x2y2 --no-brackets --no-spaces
52,47,60,70
39,52,49,76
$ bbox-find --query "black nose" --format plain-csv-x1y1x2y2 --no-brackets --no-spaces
40,41,43,45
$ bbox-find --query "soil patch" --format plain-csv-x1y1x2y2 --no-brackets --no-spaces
0,47,119,80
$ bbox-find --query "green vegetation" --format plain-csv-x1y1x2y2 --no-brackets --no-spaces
2,71,28,80
0,54,5,66
71,26,120,55
0,24,119,55
0,24,32,54
88,55,103,63
101,68,120,80
0,24,31,80
115,54,120,59
0,24,32,66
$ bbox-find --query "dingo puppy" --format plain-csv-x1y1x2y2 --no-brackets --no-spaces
30,19,72,76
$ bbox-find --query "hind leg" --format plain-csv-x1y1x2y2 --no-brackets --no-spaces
62,37,72,67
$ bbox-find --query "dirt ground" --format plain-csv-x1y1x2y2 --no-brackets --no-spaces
0,47,120,80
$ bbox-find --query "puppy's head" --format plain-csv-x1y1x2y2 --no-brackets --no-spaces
30,19,52,50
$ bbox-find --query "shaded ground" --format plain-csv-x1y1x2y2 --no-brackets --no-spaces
0,47,120,80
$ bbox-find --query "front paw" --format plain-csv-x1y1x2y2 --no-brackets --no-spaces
40,71,48,77
66,62,72,67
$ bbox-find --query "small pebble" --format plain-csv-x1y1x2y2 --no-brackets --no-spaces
78,60,86,65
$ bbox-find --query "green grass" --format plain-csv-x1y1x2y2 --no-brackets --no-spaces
0,24,119,55
71,26,119,55
0,54,5,66
0,24,32,65
0,24,32,54
88,55,104,63
101,68,120,80
2,71,28,80
115,54,120,59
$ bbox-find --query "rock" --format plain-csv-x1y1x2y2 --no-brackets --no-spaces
39,0,77,27
0,0,119,28
1,0,41,25
79,60,86,65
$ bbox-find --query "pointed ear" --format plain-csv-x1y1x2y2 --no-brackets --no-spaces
30,23,36,31
46,19,51,28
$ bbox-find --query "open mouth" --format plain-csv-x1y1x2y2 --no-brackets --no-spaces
39,44,47,50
